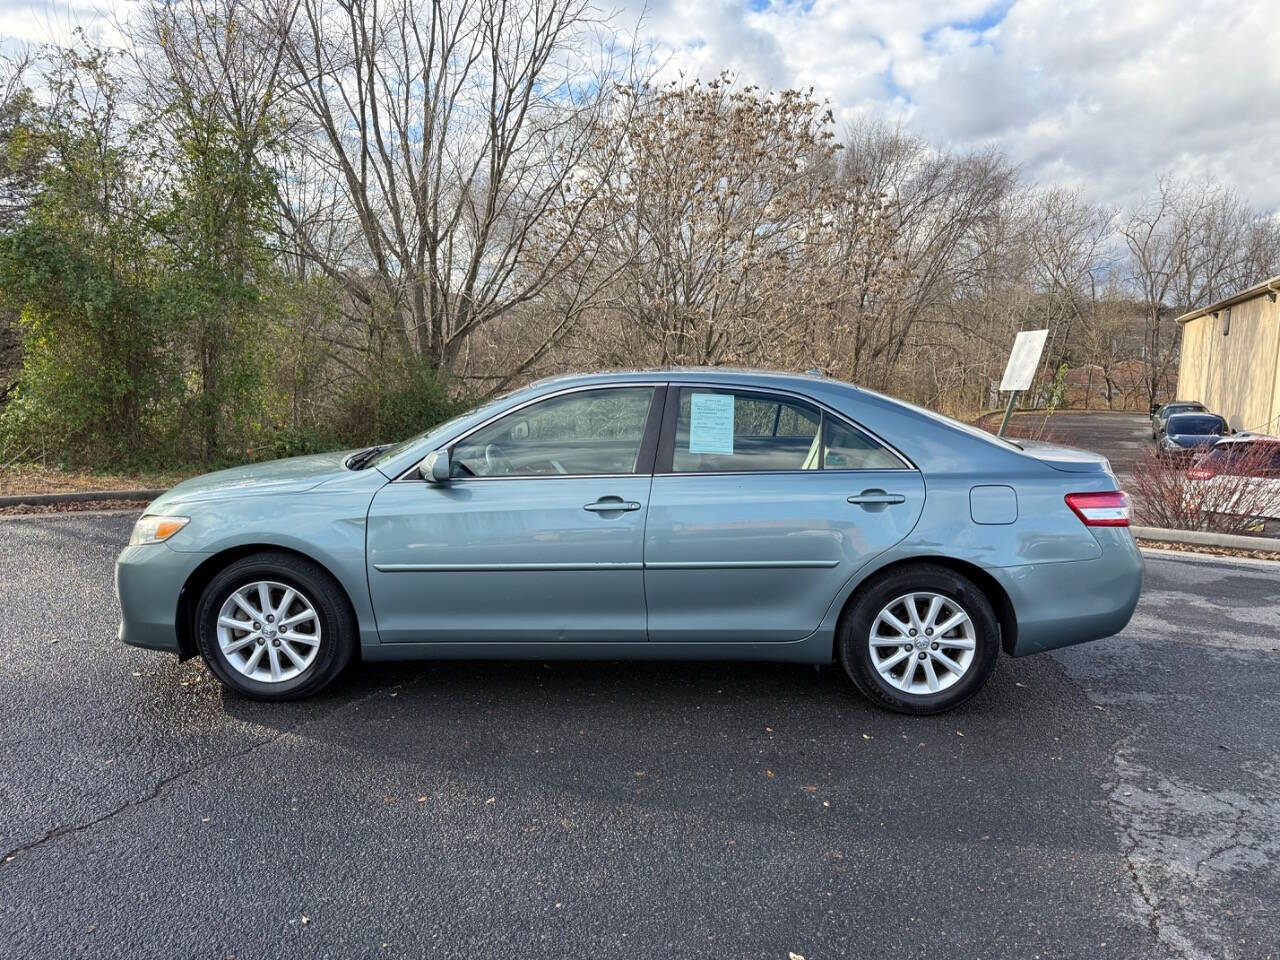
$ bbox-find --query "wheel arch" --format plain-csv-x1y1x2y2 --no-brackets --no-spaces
834,555,1018,657
175,544,362,661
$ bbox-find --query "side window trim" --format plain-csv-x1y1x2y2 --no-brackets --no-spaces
655,383,917,474
394,382,666,481
448,383,663,481
634,384,668,475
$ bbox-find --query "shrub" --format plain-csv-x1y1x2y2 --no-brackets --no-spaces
0,223,182,467
330,362,472,451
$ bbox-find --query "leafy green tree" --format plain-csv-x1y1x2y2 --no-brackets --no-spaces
154,101,279,461
0,43,181,466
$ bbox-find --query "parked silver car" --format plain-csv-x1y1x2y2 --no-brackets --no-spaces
117,369,1143,714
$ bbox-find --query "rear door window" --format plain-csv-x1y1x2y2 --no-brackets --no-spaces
671,389,821,472
665,387,901,473
823,417,907,470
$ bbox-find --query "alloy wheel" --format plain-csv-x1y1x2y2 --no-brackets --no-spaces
216,580,322,683
868,592,977,695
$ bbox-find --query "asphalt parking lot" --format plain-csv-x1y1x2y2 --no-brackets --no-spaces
2,512,1278,960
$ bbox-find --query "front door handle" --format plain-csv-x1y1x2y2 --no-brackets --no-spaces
584,498,642,513
847,490,906,506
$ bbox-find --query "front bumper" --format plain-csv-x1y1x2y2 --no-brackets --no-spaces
990,527,1144,657
1160,444,1214,460
115,543,206,653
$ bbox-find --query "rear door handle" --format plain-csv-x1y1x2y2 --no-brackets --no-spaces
584,498,642,513
847,491,906,506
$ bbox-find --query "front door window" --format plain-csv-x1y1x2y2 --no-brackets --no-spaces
451,387,656,477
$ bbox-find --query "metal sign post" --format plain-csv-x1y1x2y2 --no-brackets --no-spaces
997,330,1049,437
997,389,1020,437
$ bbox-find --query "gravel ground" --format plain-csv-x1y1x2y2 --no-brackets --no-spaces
0,513,1277,960
0,500,152,516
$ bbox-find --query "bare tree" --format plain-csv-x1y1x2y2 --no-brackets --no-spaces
1123,175,1280,406
572,75,848,369
0,48,38,229
838,120,1018,394
270,0,633,381
1022,187,1116,405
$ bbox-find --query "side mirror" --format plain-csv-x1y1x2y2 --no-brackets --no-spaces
418,449,451,482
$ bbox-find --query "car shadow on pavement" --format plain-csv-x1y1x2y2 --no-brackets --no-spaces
211,653,1119,824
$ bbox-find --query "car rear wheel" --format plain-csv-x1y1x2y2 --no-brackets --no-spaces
196,552,355,700
837,564,1000,715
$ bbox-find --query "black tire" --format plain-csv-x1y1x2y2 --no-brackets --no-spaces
196,551,356,701
837,563,1001,716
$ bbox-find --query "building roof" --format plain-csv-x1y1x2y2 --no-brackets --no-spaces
1175,274,1280,324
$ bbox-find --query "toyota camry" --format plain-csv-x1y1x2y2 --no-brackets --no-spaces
116,369,1143,715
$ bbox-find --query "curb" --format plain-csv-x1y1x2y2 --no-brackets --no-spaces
0,489,163,508
1131,525,1280,553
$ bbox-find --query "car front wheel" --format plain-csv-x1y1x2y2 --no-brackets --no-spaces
195,551,355,700
837,564,1001,715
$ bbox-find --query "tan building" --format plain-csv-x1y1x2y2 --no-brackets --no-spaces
1176,274,1280,434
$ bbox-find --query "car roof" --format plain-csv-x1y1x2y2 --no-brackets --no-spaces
1214,434,1280,445
1167,411,1221,420
526,367,844,391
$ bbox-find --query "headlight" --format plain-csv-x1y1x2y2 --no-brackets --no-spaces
129,515,190,545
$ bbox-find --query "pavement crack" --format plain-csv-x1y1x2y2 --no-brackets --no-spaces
1,675,418,867
1120,824,1168,949
1,724,296,867
1191,804,1251,883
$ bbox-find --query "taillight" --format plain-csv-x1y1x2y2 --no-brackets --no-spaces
1186,467,1215,480
1065,491,1130,527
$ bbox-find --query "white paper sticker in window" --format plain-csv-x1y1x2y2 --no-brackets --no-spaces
688,393,735,454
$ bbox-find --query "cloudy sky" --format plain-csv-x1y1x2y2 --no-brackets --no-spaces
4,0,1278,210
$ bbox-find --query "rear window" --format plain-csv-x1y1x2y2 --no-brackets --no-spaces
1200,442,1280,477
1163,403,1203,416
1167,415,1224,435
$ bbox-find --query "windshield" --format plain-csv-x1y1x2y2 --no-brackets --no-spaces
1167,414,1224,435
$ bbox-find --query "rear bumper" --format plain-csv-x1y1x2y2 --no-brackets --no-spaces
990,528,1144,656
115,544,205,654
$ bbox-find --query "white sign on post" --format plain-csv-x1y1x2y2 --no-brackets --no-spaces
999,329,1049,392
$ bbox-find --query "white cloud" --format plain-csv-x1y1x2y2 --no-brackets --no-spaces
3,0,1278,210
619,0,1280,210
0,0,122,47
